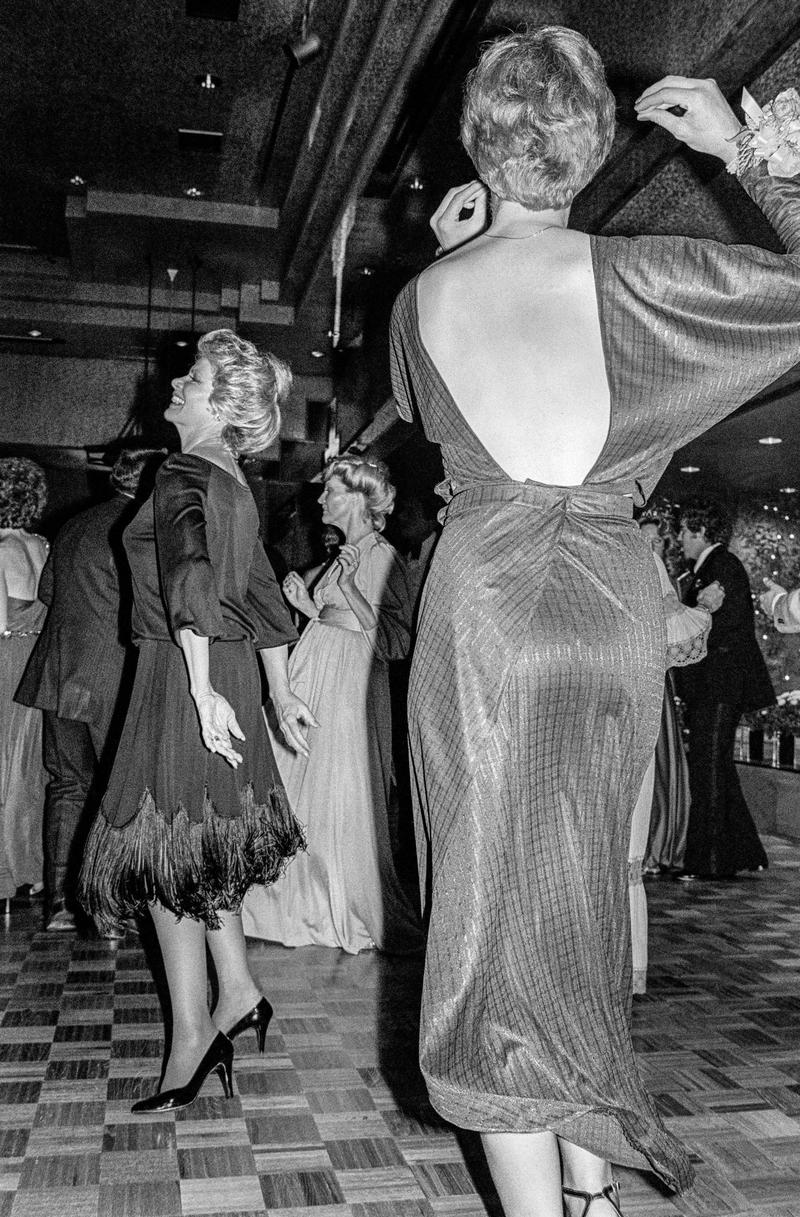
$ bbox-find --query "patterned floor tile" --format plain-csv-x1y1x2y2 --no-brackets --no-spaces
4,836,800,1214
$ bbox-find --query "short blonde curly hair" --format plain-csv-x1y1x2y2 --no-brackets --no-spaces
324,456,396,533
198,328,291,457
461,25,616,210
0,457,48,529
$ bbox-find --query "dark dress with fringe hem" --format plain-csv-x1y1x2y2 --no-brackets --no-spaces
79,453,303,931
388,160,800,1195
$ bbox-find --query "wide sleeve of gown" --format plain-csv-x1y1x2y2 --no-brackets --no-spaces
592,161,800,490
247,541,298,650
357,538,413,662
153,453,227,641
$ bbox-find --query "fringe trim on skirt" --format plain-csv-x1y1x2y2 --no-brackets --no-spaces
79,782,305,932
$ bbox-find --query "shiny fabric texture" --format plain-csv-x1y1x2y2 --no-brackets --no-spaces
645,673,689,872
389,161,800,1193
243,531,423,953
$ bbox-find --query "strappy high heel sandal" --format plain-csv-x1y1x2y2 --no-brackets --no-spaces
562,1180,623,1217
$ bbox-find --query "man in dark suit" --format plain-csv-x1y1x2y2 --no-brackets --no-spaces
15,449,162,930
676,498,774,879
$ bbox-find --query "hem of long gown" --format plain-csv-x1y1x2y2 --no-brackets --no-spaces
424,1075,694,1194
79,782,305,932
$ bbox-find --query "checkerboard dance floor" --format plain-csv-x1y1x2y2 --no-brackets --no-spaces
3,835,800,1216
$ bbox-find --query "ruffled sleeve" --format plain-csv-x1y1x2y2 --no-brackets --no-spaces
357,536,413,662
154,454,227,640
246,541,298,650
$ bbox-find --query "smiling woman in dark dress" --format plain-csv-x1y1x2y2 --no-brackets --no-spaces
80,329,316,1113
389,25,800,1217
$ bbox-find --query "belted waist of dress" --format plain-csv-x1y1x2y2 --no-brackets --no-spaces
441,481,634,525
317,606,362,632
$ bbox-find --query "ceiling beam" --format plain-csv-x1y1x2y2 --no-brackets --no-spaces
572,0,800,233
277,0,489,312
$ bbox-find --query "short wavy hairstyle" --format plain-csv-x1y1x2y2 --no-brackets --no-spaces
679,498,733,547
0,457,48,529
461,25,616,209
324,455,396,533
198,328,292,458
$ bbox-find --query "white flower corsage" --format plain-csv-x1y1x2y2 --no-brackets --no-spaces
728,86,800,178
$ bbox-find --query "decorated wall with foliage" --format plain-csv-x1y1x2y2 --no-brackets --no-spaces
731,493,800,731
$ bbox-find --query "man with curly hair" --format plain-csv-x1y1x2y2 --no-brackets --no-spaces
677,498,774,879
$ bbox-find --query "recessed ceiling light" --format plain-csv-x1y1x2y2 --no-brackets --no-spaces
196,72,221,89
758,436,783,445
70,175,85,187
28,329,42,337
184,186,204,198
310,349,325,358
680,465,700,473
175,340,188,347
780,486,797,493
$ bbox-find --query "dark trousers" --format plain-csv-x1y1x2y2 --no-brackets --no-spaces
683,700,768,876
42,713,105,910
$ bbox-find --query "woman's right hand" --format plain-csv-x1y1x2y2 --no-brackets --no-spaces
430,180,489,253
194,689,245,768
282,570,317,618
635,77,742,166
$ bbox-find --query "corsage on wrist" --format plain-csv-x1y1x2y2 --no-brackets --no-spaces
727,86,800,178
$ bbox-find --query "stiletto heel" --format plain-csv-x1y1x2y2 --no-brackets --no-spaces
225,996,273,1054
131,1032,234,1114
214,1054,234,1099
562,1180,622,1217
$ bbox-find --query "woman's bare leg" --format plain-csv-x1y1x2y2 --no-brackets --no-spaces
206,909,262,1033
481,1131,563,1216
559,1139,619,1215
148,902,218,1090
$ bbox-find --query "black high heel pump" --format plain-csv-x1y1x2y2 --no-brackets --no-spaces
131,1032,234,1114
225,996,273,1054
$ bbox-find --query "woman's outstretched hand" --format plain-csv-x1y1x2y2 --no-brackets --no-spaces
272,691,318,757
194,689,245,768
635,77,742,165
430,180,490,253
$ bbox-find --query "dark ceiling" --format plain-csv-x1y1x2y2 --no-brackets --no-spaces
1,0,799,502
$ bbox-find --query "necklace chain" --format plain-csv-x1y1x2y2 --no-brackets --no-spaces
485,225,554,240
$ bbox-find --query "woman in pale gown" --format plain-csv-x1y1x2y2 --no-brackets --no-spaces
243,456,422,954
0,458,49,902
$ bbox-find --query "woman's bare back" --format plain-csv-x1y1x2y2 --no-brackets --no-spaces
416,229,611,486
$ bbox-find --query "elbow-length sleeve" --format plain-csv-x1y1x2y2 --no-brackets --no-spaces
358,538,413,662
247,541,298,650
154,455,226,640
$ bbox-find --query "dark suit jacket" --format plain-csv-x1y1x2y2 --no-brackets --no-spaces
678,545,775,712
15,493,137,735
